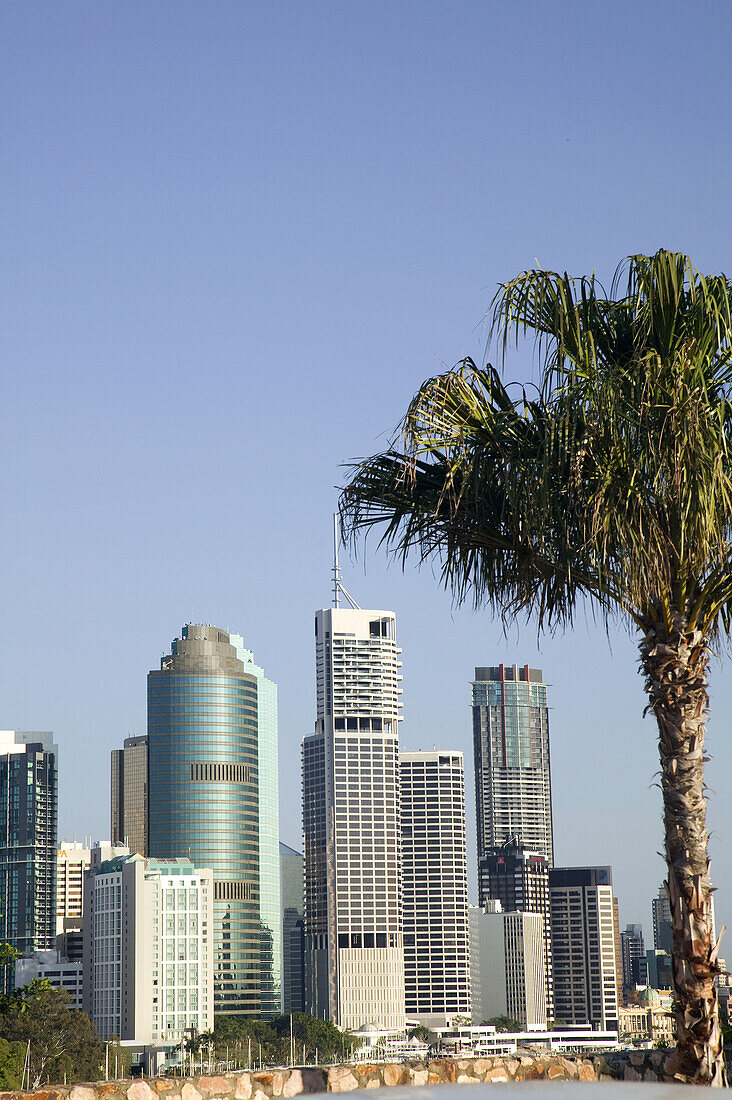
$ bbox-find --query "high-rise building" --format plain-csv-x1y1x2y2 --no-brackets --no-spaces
0,731,58,981
472,665,554,865
230,636,281,1015
469,901,547,1030
82,851,214,1042
280,843,304,1014
652,885,673,955
111,736,148,855
303,605,405,1031
147,624,279,1016
400,750,471,1026
620,923,647,995
478,838,554,1022
549,867,619,1032
56,841,90,962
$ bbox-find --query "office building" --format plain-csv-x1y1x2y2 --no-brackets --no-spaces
303,604,405,1031
230,635,281,1015
147,624,279,1016
652,884,673,955
479,838,554,1022
620,923,647,995
400,750,471,1026
469,901,546,1030
646,949,673,990
472,665,554,865
549,867,619,1032
280,843,304,1013
0,731,58,982
15,950,83,1008
83,851,214,1043
111,736,148,855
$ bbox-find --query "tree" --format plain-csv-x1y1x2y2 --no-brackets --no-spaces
0,985,105,1086
340,250,732,1086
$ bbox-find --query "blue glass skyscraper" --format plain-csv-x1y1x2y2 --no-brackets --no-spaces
147,624,280,1015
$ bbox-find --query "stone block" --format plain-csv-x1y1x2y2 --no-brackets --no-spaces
297,1071,327,1095
547,1065,565,1079
504,1059,519,1078
407,1068,427,1087
326,1068,358,1093
282,1072,302,1099
381,1066,402,1087
628,1051,645,1068
455,1075,478,1084
152,1083,179,1095
470,1060,492,1076
234,1078,252,1100
624,1066,641,1081
70,1088,97,1100
578,1063,597,1082
127,1086,157,1100
182,1084,202,1100
484,1067,508,1083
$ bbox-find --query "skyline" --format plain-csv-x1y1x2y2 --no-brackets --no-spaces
2,0,732,943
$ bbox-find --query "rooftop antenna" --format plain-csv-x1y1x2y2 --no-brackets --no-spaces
332,513,360,610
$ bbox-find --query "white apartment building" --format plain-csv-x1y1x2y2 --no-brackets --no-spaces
400,750,471,1026
82,852,214,1044
549,867,619,1031
469,901,546,1030
303,605,405,1031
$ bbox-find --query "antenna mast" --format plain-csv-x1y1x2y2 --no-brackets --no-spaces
332,513,360,610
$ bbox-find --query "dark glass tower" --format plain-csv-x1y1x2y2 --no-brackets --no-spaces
111,734,148,855
147,625,261,1015
0,731,58,987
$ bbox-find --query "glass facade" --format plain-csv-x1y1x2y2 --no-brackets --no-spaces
0,732,58,989
472,664,554,864
230,635,281,1015
147,626,262,1015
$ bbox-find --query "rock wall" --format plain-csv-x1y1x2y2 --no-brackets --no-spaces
0,1050,690,1099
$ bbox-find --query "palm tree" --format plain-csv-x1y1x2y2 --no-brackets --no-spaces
340,250,732,1085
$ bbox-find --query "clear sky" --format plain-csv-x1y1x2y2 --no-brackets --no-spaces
2,1,732,943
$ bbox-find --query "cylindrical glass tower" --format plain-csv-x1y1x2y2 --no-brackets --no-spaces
147,625,261,1015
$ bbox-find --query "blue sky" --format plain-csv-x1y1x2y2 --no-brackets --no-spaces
2,1,732,941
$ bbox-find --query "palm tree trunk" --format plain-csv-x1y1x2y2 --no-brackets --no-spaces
640,615,725,1086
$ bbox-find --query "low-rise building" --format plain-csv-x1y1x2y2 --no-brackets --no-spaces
82,851,214,1044
15,949,83,1009
618,986,674,1046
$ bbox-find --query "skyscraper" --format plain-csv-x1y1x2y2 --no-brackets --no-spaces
303,605,405,1031
0,731,58,979
620,923,647,995
280,842,305,1014
111,735,148,855
549,866,619,1032
147,624,279,1016
229,636,281,1015
472,665,554,864
400,750,471,1026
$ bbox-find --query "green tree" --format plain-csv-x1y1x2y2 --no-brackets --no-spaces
341,250,732,1086
0,985,105,1086
484,1016,523,1033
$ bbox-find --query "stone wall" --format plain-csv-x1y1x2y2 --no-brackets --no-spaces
0,1050,691,1099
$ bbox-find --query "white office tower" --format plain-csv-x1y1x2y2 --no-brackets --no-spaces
549,867,619,1032
15,950,83,1008
469,901,547,1030
400,750,471,1026
57,843,89,932
83,851,214,1044
303,604,405,1031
